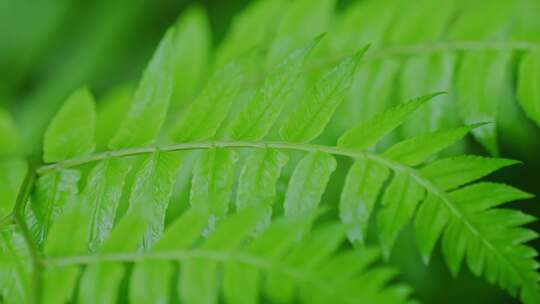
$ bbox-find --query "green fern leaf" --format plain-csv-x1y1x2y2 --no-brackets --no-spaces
43,87,96,163
28,87,98,245
77,214,148,304
6,3,540,302
377,172,425,257
336,59,401,139
180,208,264,304
414,193,447,263
191,149,237,220
236,149,288,223
126,151,181,249
229,37,321,141
0,231,31,303
0,112,30,303
95,86,132,151
442,183,537,293
419,155,519,190
340,158,389,244
284,151,336,219
338,92,443,149
280,48,366,142
172,63,242,142
82,158,132,251
0,159,26,218
42,198,90,304
383,125,478,166
264,223,345,303
109,28,175,149
222,216,309,304
26,169,80,245
130,207,208,304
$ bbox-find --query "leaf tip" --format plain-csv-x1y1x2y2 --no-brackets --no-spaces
467,121,493,130
313,32,327,44
351,48,368,64
355,43,371,56
424,91,447,100
433,91,448,96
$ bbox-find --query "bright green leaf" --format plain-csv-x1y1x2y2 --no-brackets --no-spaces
420,156,519,191
179,208,263,304
130,208,208,304
43,87,95,163
172,63,242,142
280,49,366,142
236,149,288,225
284,151,336,218
109,28,176,149
190,149,237,219
338,92,443,149
78,214,148,304
26,170,80,245
340,158,389,244
126,151,182,249
377,173,425,257
42,199,90,304
383,125,478,166
81,158,132,251
229,37,321,140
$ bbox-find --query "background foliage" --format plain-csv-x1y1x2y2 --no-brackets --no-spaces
1,0,540,303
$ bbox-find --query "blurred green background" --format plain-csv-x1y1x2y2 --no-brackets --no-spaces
0,0,250,151
1,0,538,303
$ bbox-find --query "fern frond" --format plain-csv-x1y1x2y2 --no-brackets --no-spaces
172,63,243,142
216,0,540,157
280,48,366,142
2,2,540,303
229,36,321,141
332,0,540,156
191,149,238,220
41,207,410,304
26,49,540,304
109,27,176,149
236,149,288,216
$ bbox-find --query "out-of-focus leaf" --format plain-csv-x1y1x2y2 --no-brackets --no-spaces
518,50,540,126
